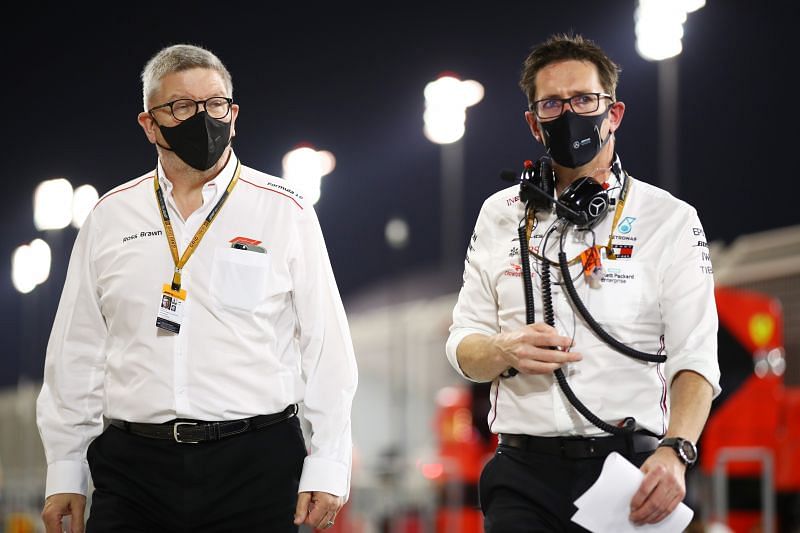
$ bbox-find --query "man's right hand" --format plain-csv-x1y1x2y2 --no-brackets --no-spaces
491,322,581,374
42,493,86,533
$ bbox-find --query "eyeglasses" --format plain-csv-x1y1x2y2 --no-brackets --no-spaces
149,96,233,121
530,93,613,120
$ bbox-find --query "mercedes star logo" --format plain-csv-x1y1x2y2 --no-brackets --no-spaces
588,196,608,218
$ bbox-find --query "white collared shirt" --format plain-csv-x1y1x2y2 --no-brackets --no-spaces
37,153,358,498
446,168,721,437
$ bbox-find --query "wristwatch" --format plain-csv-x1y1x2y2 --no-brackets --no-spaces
658,437,698,467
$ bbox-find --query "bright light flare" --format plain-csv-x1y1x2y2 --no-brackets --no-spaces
424,74,484,144
34,178,73,230
635,0,703,61
282,146,336,205
418,461,445,480
385,217,409,249
72,184,99,228
12,239,51,293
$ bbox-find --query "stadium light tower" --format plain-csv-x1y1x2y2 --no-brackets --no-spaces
635,0,705,195
423,73,483,268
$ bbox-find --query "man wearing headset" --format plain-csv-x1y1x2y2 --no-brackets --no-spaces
446,33,720,531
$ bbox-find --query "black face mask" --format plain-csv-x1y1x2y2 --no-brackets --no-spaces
539,109,610,168
157,111,231,171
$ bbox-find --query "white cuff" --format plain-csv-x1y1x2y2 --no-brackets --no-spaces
298,455,349,498
45,459,90,498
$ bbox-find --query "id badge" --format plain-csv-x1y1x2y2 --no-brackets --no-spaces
156,284,187,333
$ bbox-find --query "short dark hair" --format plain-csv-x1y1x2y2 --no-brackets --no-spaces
519,33,621,105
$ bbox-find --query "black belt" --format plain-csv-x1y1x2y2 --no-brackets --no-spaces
498,431,659,459
109,404,298,444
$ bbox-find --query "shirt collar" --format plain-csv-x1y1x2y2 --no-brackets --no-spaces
156,151,239,201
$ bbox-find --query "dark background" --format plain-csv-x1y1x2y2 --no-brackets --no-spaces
1,1,796,386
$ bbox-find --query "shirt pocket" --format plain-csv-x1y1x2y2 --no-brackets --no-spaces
586,260,643,324
210,247,272,311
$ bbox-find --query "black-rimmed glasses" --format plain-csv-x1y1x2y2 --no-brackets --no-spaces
530,93,613,120
149,97,232,121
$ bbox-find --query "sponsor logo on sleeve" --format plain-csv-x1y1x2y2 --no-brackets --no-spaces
504,262,523,277
465,231,478,264
692,229,713,274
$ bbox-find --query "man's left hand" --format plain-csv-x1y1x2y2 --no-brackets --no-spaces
294,491,343,530
629,447,686,525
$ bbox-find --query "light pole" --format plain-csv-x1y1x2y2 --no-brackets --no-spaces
635,0,705,196
423,73,483,269
281,144,336,205
384,216,410,457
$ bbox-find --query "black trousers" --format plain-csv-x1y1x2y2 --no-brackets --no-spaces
85,416,307,533
479,443,653,533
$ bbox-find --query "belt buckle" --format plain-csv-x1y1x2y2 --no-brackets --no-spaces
173,421,200,443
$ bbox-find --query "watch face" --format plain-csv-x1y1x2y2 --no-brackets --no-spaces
679,440,697,463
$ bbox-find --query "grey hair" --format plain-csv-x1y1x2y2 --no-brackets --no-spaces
141,44,233,110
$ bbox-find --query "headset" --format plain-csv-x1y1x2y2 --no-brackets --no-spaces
500,156,665,436
516,156,609,230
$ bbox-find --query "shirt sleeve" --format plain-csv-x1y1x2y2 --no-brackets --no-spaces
290,205,358,499
659,207,721,398
36,211,108,497
445,199,501,381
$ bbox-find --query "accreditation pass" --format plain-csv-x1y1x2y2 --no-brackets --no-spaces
156,284,187,333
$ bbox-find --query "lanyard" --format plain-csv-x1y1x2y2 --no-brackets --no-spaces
154,160,241,291
599,173,632,260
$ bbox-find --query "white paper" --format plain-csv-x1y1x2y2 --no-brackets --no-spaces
571,452,694,532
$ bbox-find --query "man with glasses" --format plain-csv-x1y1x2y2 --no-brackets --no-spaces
37,43,357,532
446,33,720,531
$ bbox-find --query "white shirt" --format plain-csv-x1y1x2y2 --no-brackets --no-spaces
37,153,358,498
446,168,721,438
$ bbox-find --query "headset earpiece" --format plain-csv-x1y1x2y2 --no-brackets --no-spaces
522,157,554,210
557,177,609,229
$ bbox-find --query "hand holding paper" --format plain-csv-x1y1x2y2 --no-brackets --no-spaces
571,452,694,532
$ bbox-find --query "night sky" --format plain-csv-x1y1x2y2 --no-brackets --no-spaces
2,1,795,386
